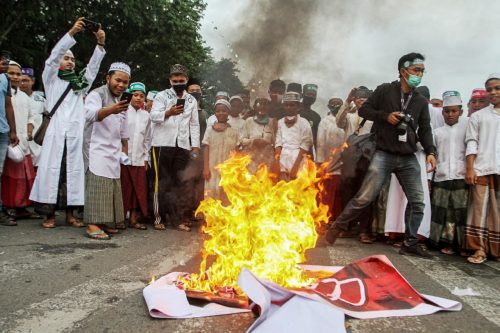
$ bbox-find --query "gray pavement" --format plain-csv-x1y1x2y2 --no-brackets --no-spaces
1,217,499,333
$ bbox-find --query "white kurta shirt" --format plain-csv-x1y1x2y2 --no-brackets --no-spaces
126,104,151,166
30,33,105,205
207,114,246,132
11,88,34,155
275,116,313,172
433,120,468,182
465,105,500,176
336,103,372,139
85,90,129,179
150,89,200,149
27,93,45,165
316,114,345,167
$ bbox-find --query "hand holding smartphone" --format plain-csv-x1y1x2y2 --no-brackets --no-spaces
82,18,100,33
176,98,185,107
120,91,133,104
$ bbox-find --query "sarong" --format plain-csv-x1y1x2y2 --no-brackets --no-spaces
85,171,124,225
1,154,35,207
121,165,148,216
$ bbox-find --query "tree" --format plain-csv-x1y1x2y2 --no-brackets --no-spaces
198,57,245,113
0,0,211,91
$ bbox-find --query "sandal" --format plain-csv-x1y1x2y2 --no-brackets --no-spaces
42,219,56,229
440,247,455,255
115,221,127,230
467,251,487,264
86,230,110,240
130,222,147,230
66,217,84,228
154,223,166,230
359,233,373,244
177,223,191,232
0,217,17,226
102,226,119,235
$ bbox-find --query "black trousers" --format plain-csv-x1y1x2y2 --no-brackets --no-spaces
151,146,190,226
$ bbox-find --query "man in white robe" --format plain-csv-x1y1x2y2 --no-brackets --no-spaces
29,18,106,228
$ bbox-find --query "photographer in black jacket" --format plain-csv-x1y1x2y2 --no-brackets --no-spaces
326,52,437,258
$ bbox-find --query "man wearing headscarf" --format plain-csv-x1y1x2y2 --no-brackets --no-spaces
30,18,106,229
83,62,131,239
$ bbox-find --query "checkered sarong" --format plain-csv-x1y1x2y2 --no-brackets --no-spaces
84,171,124,225
430,179,469,248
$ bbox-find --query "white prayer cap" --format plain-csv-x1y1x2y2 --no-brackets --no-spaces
214,99,231,111
442,91,462,107
65,49,74,58
229,95,243,103
7,145,24,163
485,73,500,84
8,60,21,68
108,62,131,77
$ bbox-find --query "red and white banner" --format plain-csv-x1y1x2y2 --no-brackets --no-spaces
144,255,461,332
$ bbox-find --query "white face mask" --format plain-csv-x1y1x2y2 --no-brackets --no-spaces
285,115,296,121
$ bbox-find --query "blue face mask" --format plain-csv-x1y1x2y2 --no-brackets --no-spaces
405,70,422,88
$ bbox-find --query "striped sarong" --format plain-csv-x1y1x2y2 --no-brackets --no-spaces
84,171,124,225
465,175,500,257
430,179,469,248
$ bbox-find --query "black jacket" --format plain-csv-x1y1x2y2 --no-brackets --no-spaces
359,80,436,155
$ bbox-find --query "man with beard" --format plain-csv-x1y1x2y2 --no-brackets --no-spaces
30,18,106,229
84,62,131,239
268,79,286,119
150,64,200,232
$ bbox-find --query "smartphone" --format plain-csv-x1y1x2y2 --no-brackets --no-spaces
120,91,133,104
82,18,100,33
176,99,185,107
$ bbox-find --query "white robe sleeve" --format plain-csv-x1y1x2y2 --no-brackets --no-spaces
83,46,106,91
150,92,168,123
189,102,200,148
143,118,152,162
275,122,283,148
84,91,102,124
120,111,129,140
42,33,76,87
465,113,479,156
300,120,313,152
316,119,327,162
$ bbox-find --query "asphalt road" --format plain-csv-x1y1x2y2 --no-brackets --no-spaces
1,217,499,333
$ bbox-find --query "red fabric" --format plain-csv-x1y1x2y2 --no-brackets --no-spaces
1,154,35,207
121,165,148,216
471,88,488,99
319,175,343,221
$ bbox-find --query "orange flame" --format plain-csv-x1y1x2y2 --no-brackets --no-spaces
181,153,329,294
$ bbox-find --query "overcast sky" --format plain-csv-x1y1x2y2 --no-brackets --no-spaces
200,0,499,114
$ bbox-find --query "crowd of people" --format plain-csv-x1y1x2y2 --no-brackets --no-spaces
0,19,498,265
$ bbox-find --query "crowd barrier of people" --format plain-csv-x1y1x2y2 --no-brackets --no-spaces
0,18,498,265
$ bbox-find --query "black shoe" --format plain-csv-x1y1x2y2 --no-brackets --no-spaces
325,225,343,245
399,243,433,259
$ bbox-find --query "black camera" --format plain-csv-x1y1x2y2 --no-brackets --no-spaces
396,113,413,135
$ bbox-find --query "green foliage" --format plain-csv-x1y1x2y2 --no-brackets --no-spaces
198,57,245,114
0,0,214,91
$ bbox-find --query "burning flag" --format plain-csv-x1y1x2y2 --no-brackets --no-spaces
179,153,329,295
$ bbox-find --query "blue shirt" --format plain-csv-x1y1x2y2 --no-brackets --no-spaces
0,73,12,133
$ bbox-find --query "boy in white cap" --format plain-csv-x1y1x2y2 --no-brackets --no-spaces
1,60,37,225
30,17,106,229
273,92,313,181
464,74,500,263
429,91,469,256
121,82,151,230
83,62,131,239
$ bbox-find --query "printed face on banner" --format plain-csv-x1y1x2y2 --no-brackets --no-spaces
309,257,425,312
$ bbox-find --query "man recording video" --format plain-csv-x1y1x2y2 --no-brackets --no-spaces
327,52,437,259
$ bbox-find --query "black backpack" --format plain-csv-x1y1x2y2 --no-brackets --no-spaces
340,119,376,181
